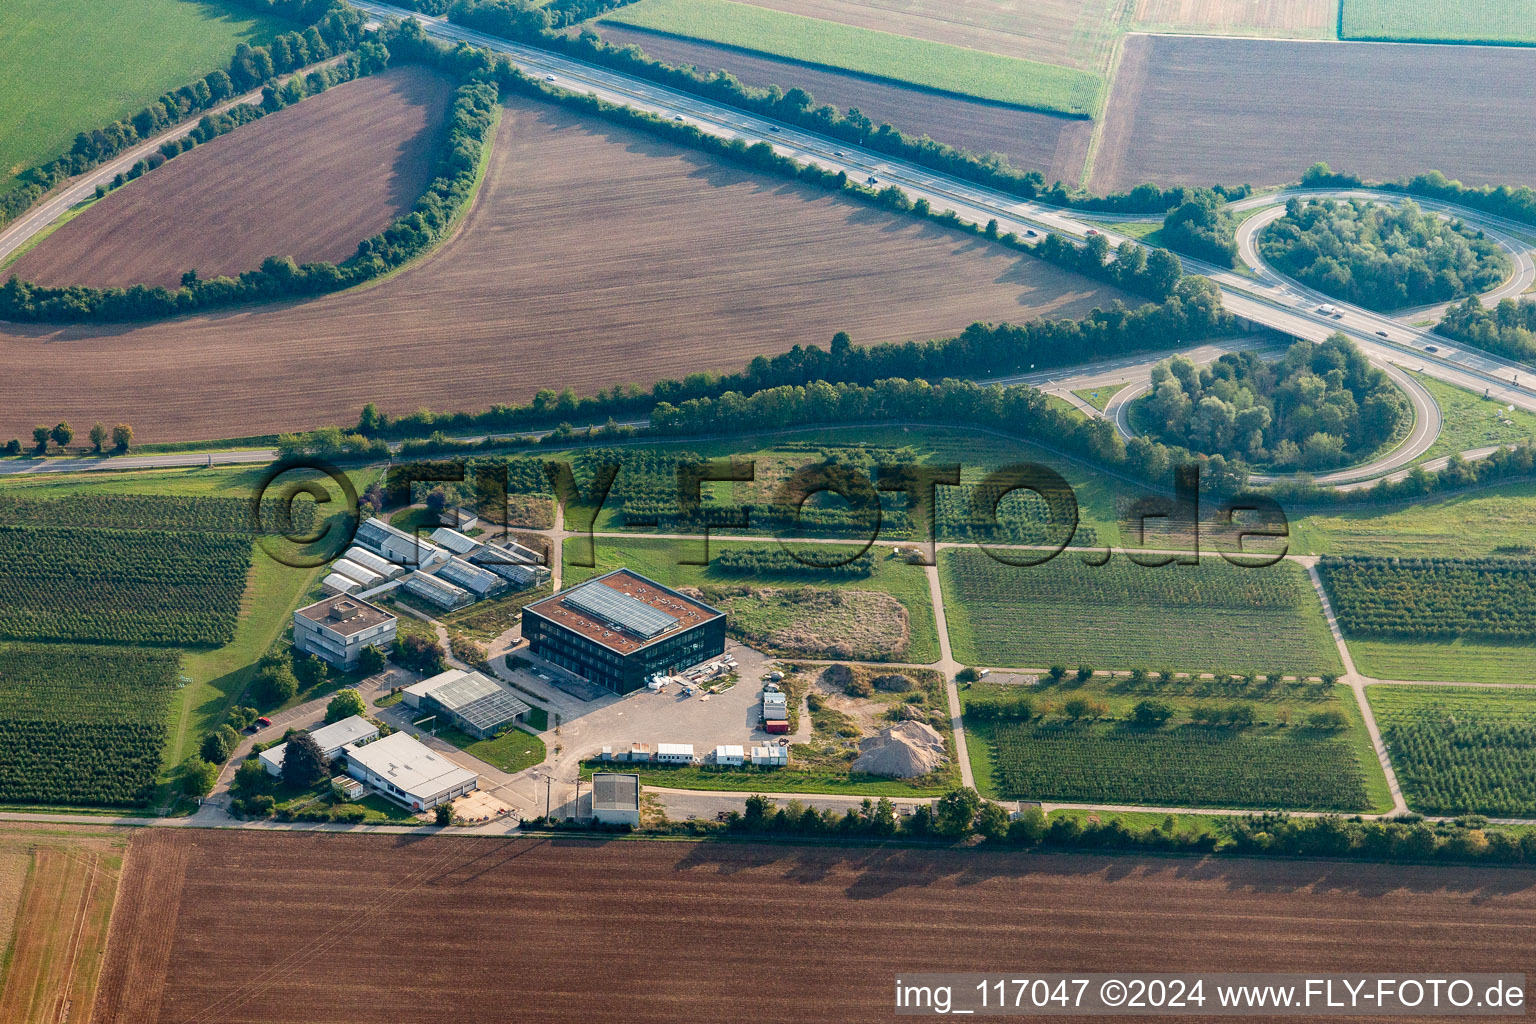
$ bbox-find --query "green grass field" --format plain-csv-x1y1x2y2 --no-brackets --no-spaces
1071,382,1129,411
439,725,548,774
1341,0,1536,44
1414,373,1536,461
961,678,1385,811
601,0,1104,116
579,758,956,797
0,0,280,194
1367,685,1536,816
564,535,940,663
1347,637,1536,685
1290,481,1536,557
938,549,1342,675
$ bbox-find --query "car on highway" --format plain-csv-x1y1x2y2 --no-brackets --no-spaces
833,150,844,156
866,175,878,185
1085,229,1098,236
769,126,780,132
1424,345,1439,353
1332,313,1344,319
1376,330,1389,338
673,114,684,121
544,75,555,82
1024,229,1037,237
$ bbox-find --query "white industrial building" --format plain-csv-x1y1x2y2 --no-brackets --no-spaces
429,527,481,556
403,668,531,739
751,744,790,766
331,558,385,589
355,517,447,568
402,569,473,611
342,731,477,811
343,546,406,580
260,715,379,777
292,595,397,670
655,743,695,764
712,744,745,766
590,772,640,827
437,556,507,598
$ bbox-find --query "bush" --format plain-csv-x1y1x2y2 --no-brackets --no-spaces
199,725,238,763
435,803,454,826
250,662,299,708
179,756,218,797
358,645,386,675
1130,699,1174,727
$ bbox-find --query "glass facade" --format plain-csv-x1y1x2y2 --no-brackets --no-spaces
522,609,726,694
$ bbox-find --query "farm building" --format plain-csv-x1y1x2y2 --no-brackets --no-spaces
402,569,473,611
437,556,507,598
591,772,640,827
355,516,446,568
521,569,725,694
429,527,481,556
331,558,384,589
751,744,790,767
292,595,397,670
402,669,531,739
259,716,379,777
342,730,477,811
342,546,406,580
712,744,744,766
656,743,695,764
321,573,360,596
472,557,551,590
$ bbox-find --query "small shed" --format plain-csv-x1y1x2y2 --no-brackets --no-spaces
591,772,640,828
713,744,745,766
655,743,694,764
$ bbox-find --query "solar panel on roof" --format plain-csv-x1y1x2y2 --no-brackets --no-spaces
565,581,678,639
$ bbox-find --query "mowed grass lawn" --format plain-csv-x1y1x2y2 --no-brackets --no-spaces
1342,0,1536,44
563,536,939,664
1291,480,1536,557
1414,372,1536,462
938,549,1342,676
0,0,280,192
961,678,1387,812
1367,685,1536,817
1347,638,1536,686
600,0,1104,116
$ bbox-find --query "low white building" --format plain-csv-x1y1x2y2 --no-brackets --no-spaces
354,517,446,568
712,744,745,766
655,743,695,764
342,731,477,811
292,595,397,671
343,546,406,580
331,558,384,589
751,744,789,767
591,772,640,827
321,573,359,596
429,527,482,556
260,715,379,777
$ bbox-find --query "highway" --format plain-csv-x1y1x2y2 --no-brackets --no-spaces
350,1,1536,422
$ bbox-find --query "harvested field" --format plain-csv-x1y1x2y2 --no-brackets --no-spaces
709,0,1131,70
1133,0,1337,37
0,96,1128,443
94,830,1536,1024
9,66,453,290
1091,35,1536,192
0,827,126,1024
596,25,1093,182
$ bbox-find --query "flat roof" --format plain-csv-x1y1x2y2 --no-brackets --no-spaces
406,670,530,731
592,772,639,811
345,731,476,799
524,569,722,656
294,594,395,638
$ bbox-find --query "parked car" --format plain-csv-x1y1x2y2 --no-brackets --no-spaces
255,716,272,728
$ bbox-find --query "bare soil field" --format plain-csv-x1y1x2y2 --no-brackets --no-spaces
95,830,1536,1023
1133,0,1337,37
0,826,127,1024
717,0,1132,71
8,66,453,290
0,97,1127,443
1092,35,1536,192
597,25,1093,182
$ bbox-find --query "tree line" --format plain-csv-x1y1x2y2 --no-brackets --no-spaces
1137,336,1410,471
1437,295,1536,363
1303,162,1536,232
1259,197,1510,311
6,422,134,456
1,32,498,322
446,0,1251,215
1159,189,1239,267
0,2,367,230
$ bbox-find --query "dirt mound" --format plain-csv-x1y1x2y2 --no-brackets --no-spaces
851,721,948,779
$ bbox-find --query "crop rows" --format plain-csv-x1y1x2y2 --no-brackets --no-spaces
1319,556,1536,641
935,483,1098,548
1369,686,1536,817
0,526,250,645
939,550,1339,674
978,720,1370,810
0,493,314,534
0,644,179,806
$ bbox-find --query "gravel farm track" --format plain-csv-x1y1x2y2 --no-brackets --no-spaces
8,66,454,291
0,95,1129,443
92,831,1536,1024
594,24,1093,184
1092,34,1536,193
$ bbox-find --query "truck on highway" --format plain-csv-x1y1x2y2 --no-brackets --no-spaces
1317,304,1338,316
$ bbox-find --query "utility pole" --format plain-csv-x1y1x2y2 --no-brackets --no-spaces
544,772,552,820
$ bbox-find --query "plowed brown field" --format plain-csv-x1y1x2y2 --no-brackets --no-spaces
1092,35,1536,192
0,96,1127,443
9,66,453,290
595,25,1094,183
93,831,1536,1024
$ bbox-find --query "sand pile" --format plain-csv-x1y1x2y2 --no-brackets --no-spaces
851,721,947,779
